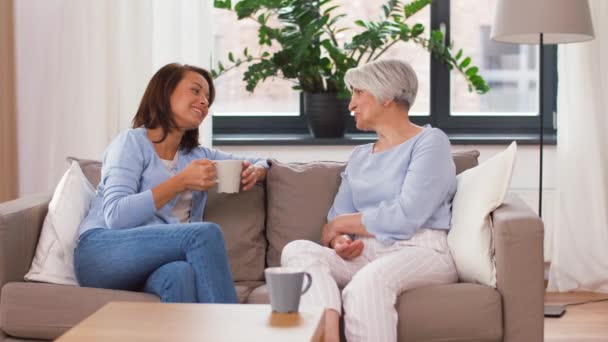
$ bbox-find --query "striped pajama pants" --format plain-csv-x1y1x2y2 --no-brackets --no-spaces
281,228,458,342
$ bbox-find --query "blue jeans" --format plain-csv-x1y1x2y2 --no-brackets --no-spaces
74,222,237,303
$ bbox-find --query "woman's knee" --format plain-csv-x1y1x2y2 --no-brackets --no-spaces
168,261,196,281
281,240,323,265
145,261,197,302
342,266,388,303
187,222,225,245
150,261,195,284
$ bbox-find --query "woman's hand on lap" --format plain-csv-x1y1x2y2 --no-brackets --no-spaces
332,235,364,260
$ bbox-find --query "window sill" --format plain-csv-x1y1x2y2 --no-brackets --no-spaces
212,133,557,146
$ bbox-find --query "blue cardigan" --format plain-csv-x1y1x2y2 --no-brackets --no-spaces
327,125,457,242
78,127,268,236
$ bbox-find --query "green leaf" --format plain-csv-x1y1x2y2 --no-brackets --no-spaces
262,51,270,58
323,5,340,16
411,23,424,36
234,0,260,19
335,27,349,34
383,4,391,17
465,66,478,76
328,14,347,27
228,52,234,62
404,0,432,18
459,57,471,69
431,30,443,42
471,75,483,83
213,0,231,10
455,49,463,60
355,20,367,28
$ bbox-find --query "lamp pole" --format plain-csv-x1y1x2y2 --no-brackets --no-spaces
539,32,544,218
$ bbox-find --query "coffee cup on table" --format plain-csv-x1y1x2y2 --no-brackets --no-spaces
214,160,243,193
265,267,312,313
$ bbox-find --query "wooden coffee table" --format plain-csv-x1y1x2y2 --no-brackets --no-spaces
56,302,325,342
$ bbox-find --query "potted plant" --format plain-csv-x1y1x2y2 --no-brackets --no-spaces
213,0,489,138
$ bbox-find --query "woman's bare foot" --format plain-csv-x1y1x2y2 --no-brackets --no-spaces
323,308,341,342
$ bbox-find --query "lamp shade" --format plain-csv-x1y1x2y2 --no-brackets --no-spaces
491,0,595,44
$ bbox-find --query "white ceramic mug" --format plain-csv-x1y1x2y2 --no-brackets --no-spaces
215,160,243,193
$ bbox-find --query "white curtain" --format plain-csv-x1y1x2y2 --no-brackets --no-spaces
548,0,608,293
15,0,213,196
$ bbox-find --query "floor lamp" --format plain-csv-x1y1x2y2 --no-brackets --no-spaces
491,0,595,218
490,0,595,318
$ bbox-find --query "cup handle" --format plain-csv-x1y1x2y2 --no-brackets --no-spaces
301,272,312,295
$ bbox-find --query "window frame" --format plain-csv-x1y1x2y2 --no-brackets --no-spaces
213,0,558,139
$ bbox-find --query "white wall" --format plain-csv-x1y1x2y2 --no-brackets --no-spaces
220,144,556,261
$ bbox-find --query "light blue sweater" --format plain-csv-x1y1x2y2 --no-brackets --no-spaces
78,127,269,236
327,125,457,242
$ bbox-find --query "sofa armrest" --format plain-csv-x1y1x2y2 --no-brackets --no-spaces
0,194,51,289
493,194,544,342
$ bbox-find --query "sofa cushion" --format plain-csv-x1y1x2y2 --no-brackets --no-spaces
265,160,346,267
204,186,267,282
68,157,267,283
449,143,517,287
397,283,502,341
66,157,102,188
246,284,270,304
452,150,480,175
234,281,264,304
24,162,94,286
0,282,159,340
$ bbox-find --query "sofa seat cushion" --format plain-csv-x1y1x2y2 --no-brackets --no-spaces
234,281,264,304
246,284,270,304
397,283,502,342
246,283,501,341
0,282,159,340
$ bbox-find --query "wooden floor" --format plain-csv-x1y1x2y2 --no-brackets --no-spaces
545,291,608,341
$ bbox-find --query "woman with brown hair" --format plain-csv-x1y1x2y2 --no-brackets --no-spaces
74,63,268,303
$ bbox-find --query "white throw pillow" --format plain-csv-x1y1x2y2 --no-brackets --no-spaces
448,142,517,287
24,161,95,285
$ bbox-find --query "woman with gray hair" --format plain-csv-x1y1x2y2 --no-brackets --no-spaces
281,59,458,342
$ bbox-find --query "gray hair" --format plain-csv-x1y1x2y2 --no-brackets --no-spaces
344,59,418,110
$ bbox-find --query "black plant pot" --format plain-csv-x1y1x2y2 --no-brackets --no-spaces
302,92,350,138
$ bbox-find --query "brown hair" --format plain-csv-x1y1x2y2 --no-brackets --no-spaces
132,63,215,152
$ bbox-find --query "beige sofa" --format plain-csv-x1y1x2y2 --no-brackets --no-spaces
0,152,544,342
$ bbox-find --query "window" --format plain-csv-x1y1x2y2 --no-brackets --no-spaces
212,0,557,140
212,9,299,116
